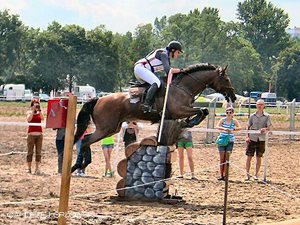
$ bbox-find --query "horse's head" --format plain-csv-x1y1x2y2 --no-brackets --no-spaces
211,66,236,102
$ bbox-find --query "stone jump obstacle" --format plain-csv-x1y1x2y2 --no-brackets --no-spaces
116,120,185,201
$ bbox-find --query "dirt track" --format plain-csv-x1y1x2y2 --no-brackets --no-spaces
0,116,299,225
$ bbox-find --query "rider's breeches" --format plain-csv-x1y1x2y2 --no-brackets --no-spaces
134,64,161,88
27,134,43,162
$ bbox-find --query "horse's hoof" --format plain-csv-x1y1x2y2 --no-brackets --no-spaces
71,165,78,173
202,108,209,116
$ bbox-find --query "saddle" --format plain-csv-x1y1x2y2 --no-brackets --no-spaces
128,81,150,104
128,76,172,104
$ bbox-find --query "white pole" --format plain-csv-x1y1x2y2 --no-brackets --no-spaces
263,132,269,182
113,131,121,173
157,83,170,143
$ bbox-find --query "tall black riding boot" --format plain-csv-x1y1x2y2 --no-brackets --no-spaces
142,83,158,113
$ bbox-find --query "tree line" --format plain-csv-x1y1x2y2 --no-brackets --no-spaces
0,0,299,100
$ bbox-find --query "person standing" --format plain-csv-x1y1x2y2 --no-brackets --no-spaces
55,128,65,175
101,135,114,177
134,41,183,113
26,99,44,175
121,121,139,148
245,99,272,181
176,129,196,179
216,107,241,181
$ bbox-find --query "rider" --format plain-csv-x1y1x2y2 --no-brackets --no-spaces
134,41,183,113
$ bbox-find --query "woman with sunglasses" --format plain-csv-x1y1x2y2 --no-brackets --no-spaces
216,106,241,181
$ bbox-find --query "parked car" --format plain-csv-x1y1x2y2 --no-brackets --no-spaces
32,93,50,102
38,93,50,102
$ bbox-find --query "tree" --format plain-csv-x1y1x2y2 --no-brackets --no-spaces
213,22,265,93
84,26,119,92
31,26,68,92
237,0,291,86
131,24,155,62
0,10,26,82
113,32,134,90
275,44,300,100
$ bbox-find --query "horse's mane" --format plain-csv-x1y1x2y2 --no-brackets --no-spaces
171,63,217,85
182,63,217,73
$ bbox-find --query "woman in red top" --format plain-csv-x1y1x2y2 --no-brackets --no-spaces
26,99,44,174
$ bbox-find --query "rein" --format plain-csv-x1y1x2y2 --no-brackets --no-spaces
172,71,210,97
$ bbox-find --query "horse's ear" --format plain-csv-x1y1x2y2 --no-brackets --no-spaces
220,65,228,76
217,67,222,76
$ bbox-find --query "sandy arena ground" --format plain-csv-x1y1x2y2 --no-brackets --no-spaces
0,115,299,225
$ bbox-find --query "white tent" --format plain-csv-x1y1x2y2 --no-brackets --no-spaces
205,93,225,102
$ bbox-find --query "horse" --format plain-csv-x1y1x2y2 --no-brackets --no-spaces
71,63,236,172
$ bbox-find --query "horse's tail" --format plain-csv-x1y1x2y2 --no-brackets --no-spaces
74,98,98,144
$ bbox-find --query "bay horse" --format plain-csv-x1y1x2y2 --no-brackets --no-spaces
71,63,236,172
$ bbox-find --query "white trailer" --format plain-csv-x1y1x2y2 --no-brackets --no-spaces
24,89,33,101
2,84,25,101
261,92,277,106
74,85,96,102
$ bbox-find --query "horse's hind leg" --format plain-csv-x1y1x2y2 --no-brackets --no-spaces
71,131,105,173
79,129,114,170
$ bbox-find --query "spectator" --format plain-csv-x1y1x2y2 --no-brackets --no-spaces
245,99,272,181
121,121,139,148
26,99,44,175
54,128,65,175
216,106,241,181
176,129,196,179
101,135,114,177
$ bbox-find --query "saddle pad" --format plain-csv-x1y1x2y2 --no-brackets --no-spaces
129,87,145,103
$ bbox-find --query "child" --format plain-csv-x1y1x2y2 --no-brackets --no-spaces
101,135,114,177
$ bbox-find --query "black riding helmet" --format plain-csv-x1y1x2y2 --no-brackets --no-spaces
167,41,183,53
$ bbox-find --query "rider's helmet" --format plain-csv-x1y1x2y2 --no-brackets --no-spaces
167,41,183,53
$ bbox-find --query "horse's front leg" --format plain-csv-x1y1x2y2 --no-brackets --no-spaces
185,107,209,127
174,106,209,128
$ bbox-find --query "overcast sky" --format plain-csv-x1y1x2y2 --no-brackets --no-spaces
0,0,298,33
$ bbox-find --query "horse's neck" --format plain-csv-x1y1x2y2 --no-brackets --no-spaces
176,71,214,96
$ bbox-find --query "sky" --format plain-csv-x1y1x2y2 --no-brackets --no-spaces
0,0,299,34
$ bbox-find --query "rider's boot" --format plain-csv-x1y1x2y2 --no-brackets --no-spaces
142,83,158,113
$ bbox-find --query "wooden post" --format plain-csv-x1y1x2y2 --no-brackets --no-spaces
222,152,230,225
58,95,77,225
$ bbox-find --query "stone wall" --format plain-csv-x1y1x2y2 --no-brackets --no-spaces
116,137,173,200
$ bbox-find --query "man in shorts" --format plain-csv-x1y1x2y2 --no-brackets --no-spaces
245,99,272,181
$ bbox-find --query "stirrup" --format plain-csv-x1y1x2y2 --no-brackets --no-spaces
141,104,152,113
